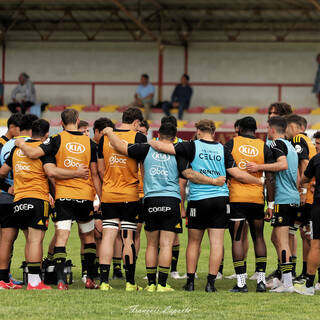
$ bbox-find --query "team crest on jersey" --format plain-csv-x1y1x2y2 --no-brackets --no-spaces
295,145,302,154
278,216,283,223
66,142,85,154
239,145,259,157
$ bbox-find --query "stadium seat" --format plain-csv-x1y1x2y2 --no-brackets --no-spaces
0,118,7,126
116,106,128,112
240,106,259,114
312,123,320,130
48,105,66,111
67,104,85,111
187,106,205,113
220,121,235,129
177,120,187,128
83,105,101,112
295,108,311,115
149,121,161,128
258,122,268,129
257,107,268,114
311,108,320,115
151,108,163,113
203,106,223,114
0,105,8,111
101,105,118,112
215,121,223,129
184,121,196,128
49,119,61,126
87,120,94,127
222,106,240,114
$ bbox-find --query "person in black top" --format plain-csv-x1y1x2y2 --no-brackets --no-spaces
295,153,320,295
162,74,193,120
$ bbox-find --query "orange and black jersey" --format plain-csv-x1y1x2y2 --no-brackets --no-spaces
0,135,10,193
5,139,54,202
0,135,9,148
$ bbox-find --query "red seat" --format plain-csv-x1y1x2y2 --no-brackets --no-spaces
88,120,94,127
221,107,240,114
83,105,101,112
220,121,235,129
184,121,196,128
187,106,205,114
49,119,61,126
295,108,311,115
258,122,268,129
117,106,129,112
257,107,269,114
48,105,66,112
149,121,161,128
152,108,163,113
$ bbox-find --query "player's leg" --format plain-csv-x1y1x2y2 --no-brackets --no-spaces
78,224,87,282
288,226,298,279
112,231,124,279
170,234,182,279
93,218,102,280
145,230,159,291
135,223,142,258
242,222,249,275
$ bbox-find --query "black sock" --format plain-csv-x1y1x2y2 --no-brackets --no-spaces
290,256,297,275
84,243,96,280
318,267,320,282
54,246,66,283
27,262,41,281
302,261,307,275
113,257,122,272
158,266,169,287
146,267,157,286
100,264,110,284
0,269,9,283
219,259,224,274
207,274,216,285
244,258,247,274
81,253,86,275
8,246,13,273
233,260,245,275
171,245,180,272
47,252,54,262
94,256,99,275
187,273,195,284
125,263,135,285
306,274,315,288
256,256,267,273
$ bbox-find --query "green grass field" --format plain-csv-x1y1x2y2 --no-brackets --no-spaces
1,221,319,320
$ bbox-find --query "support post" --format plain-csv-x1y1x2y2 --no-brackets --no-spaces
184,44,188,74
158,44,164,103
1,42,6,105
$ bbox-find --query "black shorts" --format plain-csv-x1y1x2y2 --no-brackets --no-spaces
0,203,15,228
310,203,320,240
230,203,265,221
295,203,312,226
12,198,50,230
186,196,229,230
271,204,299,227
137,199,144,223
143,197,182,233
101,201,140,223
55,199,94,222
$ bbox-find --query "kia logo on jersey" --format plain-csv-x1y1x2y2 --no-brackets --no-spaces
17,149,27,157
238,145,259,157
152,152,170,162
66,142,85,154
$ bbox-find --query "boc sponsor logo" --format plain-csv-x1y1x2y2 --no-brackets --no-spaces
66,142,85,154
64,157,81,168
150,165,168,176
239,145,259,157
152,152,170,162
109,155,127,165
238,159,248,170
17,149,26,158
15,162,31,172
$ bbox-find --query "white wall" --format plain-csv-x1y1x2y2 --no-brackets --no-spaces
1,41,320,107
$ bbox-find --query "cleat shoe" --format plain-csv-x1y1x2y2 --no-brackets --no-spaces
205,282,217,292
256,281,266,292
27,281,52,290
170,271,184,279
229,284,248,292
266,269,281,282
0,280,22,290
270,285,295,293
112,269,124,280
294,282,315,296
81,273,87,284
100,282,113,291
125,282,143,292
9,274,23,286
157,284,174,292
181,273,198,279
315,283,320,291
7,281,23,289
85,278,99,289
294,274,307,284
183,282,194,291
57,281,68,291
143,275,148,280
249,272,259,281
225,273,237,280
266,277,282,289
216,272,223,280
144,284,157,292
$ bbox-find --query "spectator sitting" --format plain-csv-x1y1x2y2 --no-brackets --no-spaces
132,73,155,120
162,74,193,120
8,73,36,114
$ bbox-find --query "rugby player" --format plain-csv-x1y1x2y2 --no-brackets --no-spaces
294,145,320,295
97,107,146,291
247,116,300,292
314,131,320,154
0,114,38,289
149,119,265,292
78,120,90,137
225,117,273,292
15,109,102,290
286,114,316,283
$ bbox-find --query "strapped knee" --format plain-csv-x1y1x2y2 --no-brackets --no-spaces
102,219,120,229
56,220,72,231
78,220,94,233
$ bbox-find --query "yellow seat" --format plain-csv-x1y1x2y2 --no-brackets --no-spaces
111,119,118,124
171,108,178,114
147,120,152,124
311,109,320,115
101,105,118,112
0,105,8,111
204,106,223,114
240,106,259,114
312,123,320,130
67,104,85,111
215,121,223,129
177,120,187,128
0,118,8,126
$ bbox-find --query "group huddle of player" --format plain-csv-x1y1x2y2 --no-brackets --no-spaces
0,102,319,295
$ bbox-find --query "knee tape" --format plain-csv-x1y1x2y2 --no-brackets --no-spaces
78,220,94,233
102,219,120,229
229,219,245,241
56,220,72,231
120,220,137,231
